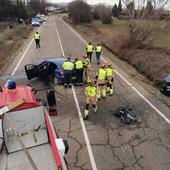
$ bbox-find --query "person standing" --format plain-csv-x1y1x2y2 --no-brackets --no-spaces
34,32,40,48
75,58,84,86
96,64,107,99
106,62,114,95
86,42,94,63
95,44,102,65
84,79,97,120
62,57,74,88
83,55,90,81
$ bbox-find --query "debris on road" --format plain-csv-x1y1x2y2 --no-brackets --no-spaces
113,106,141,125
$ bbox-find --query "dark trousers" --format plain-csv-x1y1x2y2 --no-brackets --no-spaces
76,68,83,84
96,52,101,64
64,70,72,85
35,39,40,48
87,52,93,62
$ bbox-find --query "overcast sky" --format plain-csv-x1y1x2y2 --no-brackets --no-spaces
48,0,119,5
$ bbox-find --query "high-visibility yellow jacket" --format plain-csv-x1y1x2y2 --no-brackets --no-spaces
97,68,107,80
75,60,83,69
96,46,102,53
86,44,94,52
106,68,113,77
83,58,90,68
62,61,74,71
34,33,40,40
86,86,96,97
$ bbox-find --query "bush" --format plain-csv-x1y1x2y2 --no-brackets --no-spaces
93,5,112,24
68,0,92,24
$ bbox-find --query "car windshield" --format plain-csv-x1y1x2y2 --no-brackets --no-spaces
32,17,39,22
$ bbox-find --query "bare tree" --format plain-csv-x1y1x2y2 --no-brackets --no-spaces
68,0,92,24
93,4,112,24
122,0,170,48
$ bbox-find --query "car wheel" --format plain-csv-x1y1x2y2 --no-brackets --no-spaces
54,77,59,85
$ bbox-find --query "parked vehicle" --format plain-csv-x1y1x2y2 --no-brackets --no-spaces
160,74,170,96
31,17,40,27
0,84,69,170
36,14,44,23
25,57,78,85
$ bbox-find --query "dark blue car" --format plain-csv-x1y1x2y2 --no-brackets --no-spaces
160,74,170,96
25,57,77,84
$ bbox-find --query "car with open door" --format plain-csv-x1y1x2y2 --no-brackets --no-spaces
25,57,78,85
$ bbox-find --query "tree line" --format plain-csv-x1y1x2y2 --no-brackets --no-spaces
68,0,123,24
0,0,47,21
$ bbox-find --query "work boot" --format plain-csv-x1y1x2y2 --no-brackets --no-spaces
110,89,113,96
97,90,101,100
83,109,89,120
102,89,106,99
64,84,67,88
93,106,97,113
106,87,110,94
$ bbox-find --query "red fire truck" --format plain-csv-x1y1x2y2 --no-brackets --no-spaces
0,83,69,170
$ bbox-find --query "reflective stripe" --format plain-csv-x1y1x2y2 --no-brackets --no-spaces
98,69,107,80
86,86,96,97
34,34,40,40
87,45,93,52
106,68,113,76
75,60,83,69
96,46,102,52
83,58,90,68
62,61,74,70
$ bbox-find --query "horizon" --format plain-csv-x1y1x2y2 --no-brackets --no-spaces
48,0,119,5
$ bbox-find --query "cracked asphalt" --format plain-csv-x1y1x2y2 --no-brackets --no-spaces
2,15,170,170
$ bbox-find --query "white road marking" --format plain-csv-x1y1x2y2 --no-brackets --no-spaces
54,18,98,170
60,17,170,125
11,27,41,76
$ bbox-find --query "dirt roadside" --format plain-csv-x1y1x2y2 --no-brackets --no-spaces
63,17,170,107
0,23,33,75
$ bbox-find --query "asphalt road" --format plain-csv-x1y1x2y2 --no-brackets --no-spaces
2,15,170,170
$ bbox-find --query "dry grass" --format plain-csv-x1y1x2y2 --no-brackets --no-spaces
65,17,170,83
0,23,32,75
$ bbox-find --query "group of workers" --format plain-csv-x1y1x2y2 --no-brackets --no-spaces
33,31,113,120
62,42,114,120
86,42,102,64
84,62,114,120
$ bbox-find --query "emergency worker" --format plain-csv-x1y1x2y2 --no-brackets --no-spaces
74,58,84,86
62,57,74,88
84,79,97,120
86,42,94,63
96,64,107,99
34,32,40,48
106,62,114,95
95,44,102,65
83,55,90,81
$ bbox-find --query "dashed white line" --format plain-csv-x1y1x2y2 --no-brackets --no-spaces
59,16,170,125
11,27,41,76
54,17,98,170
